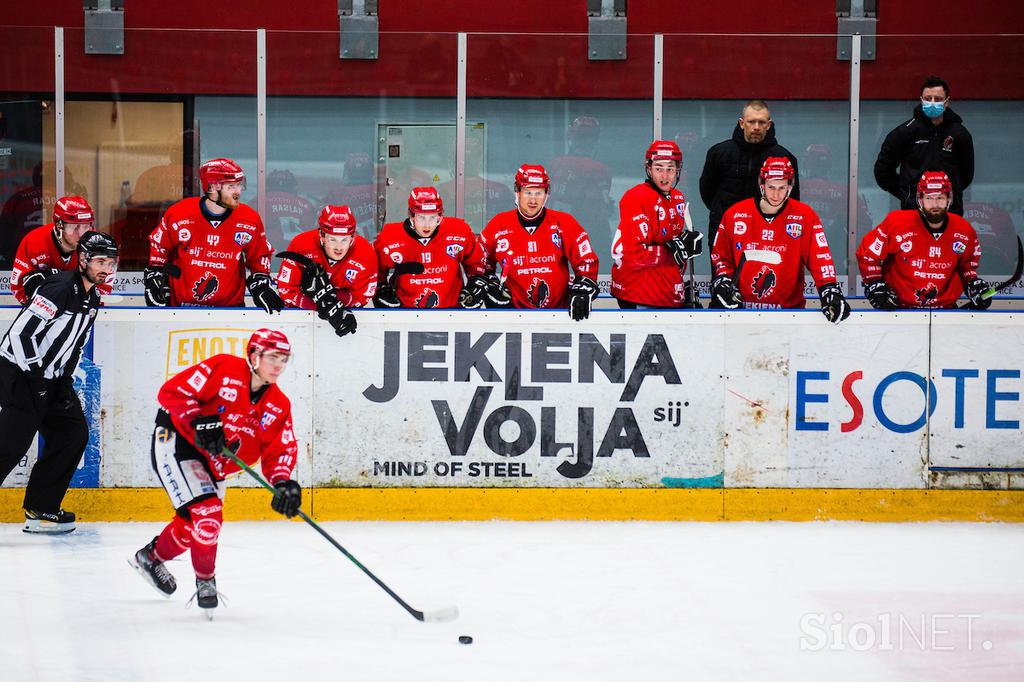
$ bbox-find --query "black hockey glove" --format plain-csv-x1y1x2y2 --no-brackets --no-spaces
818,283,851,324
26,371,48,411
143,267,169,307
21,268,59,302
373,280,402,308
55,375,77,410
271,480,302,518
964,278,993,311
665,232,703,267
709,275,742,309
567,276,599,321
682,281,704,309
864,279,899,311
319,295,358,337
299,262,332,298
247,273,285,315
191,414,226,456
458,275,488,309
482,273,513,308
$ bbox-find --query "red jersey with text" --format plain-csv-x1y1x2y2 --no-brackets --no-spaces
712,197,838,309
856,210,981,309
479,208,599,309
277,229,378,309
158,354,298,484
10,224,112,304
149,198,273,307
374,217,486,309
611,182,690,307
264,191,316,251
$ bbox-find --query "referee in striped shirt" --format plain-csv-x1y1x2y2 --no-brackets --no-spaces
0,231,118,533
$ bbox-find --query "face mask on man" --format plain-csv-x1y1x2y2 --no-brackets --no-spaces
921,100,946,119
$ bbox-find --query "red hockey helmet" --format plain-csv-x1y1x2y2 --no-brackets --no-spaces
514,164,550,191
759,157,796,184
318,204,357,237
917,171,952,199
248,328,292,358
200,158,246,193
53,195,95,225
408,186,443,214
646,140,682,165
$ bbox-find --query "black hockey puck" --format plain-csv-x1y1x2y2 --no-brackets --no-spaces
458,635,473,644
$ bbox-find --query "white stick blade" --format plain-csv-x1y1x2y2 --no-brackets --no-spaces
422,606,459,623
743,249,782,265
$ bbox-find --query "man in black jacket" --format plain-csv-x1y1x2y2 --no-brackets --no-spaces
699,100,800,254
874,75,974,217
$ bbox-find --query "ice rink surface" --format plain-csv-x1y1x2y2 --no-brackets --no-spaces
2,520,1022,682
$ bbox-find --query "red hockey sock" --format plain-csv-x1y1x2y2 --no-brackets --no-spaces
187,498,223,580
153,514,192,562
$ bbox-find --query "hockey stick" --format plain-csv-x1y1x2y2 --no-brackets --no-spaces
957,235,1023,309
222,447,459,623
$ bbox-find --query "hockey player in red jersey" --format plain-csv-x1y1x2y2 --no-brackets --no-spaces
144,158,284,313
9,196,104,305
276,205,371,337
372,187,487,309
710,157,850,323
857,171,989,310
130,329,301,617
610,140,703,309
478,164,600,320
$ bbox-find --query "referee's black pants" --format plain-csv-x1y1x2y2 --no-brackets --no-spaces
0,360,89,513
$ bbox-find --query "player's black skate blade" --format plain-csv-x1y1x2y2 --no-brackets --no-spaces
129,538,177,597
187,577,226,620
23,508,76,534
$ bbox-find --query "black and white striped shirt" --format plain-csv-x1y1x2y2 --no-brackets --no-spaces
1,271,100,380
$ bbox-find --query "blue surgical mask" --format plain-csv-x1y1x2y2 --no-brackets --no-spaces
921,100,946,119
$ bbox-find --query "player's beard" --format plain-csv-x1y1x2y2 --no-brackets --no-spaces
922,206,947,226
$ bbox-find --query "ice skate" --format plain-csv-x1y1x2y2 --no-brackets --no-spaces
129,538,177,596
189,577,223,620
23,508,76,534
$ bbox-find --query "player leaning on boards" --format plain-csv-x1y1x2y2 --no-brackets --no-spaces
143,158,284,314
9,196,108,305
477,164,601,320
276,204,370,337
709,157,850,323
130,329,301,618
610,140,703,309
857,172,991,310
373,186,488,309
0,232,119,533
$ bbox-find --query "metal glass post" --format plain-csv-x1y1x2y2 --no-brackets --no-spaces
257,28,267,221
55,27,65,198
456,32,467,219
846,33,863,295
653,33,663,141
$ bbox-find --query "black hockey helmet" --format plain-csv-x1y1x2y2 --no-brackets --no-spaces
77,231,119,261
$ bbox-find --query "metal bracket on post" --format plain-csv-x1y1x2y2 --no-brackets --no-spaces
837,0,877,61
588,0,626,61
83,0,124,55
339,0,378,60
